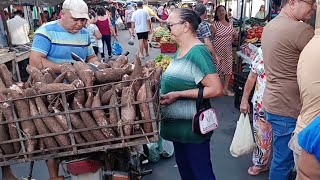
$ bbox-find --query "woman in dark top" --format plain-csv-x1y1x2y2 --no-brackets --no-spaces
96,7,115,60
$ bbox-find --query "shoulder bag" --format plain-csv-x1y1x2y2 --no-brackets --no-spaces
192,83,219,136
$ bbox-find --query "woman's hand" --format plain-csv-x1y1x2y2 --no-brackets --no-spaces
215,55,222,63
160,92,180,105
240,99,250,114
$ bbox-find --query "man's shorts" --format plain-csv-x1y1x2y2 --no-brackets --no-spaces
137,32,149,40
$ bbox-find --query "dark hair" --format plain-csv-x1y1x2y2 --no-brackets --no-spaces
214,5,229,22
194,3,206,16
14,10,23,16
97,7,106,16
177,8,201,33
137,1,143,7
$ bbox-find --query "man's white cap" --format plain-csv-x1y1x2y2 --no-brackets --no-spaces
62,0,89,20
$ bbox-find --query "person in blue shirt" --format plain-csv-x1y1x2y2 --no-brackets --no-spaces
29,0,100,179
30,0,100,73
298,116,320,179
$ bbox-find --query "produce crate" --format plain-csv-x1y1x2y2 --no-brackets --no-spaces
160,43,177,53
0,71,160,166
155,37,161,42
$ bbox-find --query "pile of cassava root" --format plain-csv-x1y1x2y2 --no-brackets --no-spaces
0,54,162,158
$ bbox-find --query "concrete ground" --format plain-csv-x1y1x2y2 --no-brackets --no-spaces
1,25,270,180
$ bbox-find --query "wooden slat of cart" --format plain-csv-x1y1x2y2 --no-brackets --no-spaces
0,52,19,81
0,51,16,64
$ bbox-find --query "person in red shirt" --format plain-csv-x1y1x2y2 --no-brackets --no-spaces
96,7,115,60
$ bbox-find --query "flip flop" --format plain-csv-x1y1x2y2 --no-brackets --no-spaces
248,166,269,176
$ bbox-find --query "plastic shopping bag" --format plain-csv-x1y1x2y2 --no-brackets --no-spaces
229,113,255,157
112,39,123,55
98,39,103,53
128,36,134,46
115,17,123,26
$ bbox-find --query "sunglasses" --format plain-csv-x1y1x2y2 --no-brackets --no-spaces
167,21,185,31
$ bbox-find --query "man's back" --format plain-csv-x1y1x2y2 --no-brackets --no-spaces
131,9,150,33
261,15,314,119
295,29,320,134
7,16,30,45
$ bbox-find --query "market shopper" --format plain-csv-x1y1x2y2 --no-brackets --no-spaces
157,4,164,20
96,7,115,60
30,0,100,179
7,10,30,45
110,3,119,36
131,1,151,59
213,5,236,96
290,19,319,176
297,116,320,179
255,5,267,20
240,48,272,176
125,5,135,38
194,4,221,63
261,0,315,179
162,4,169,21
87,12,102,55
160,8,223,180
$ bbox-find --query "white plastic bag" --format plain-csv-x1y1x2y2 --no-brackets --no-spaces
229,113,255,157
115,17,123,26
128,36,134,46
98,39,103,53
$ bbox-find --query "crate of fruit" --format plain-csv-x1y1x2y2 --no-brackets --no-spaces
0,55,162,166
160,43,177,53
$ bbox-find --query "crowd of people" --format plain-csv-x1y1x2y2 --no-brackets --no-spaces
0,0,319,179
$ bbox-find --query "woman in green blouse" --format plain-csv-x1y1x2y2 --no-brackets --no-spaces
160,8,223,180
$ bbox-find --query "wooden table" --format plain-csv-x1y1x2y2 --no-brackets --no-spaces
0,50,30,82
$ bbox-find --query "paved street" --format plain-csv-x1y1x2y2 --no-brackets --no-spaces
1,25,269,180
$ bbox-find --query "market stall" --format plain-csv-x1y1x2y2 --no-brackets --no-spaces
152,26,178,53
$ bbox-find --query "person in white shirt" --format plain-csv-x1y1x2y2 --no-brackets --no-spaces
157,5,164,20
7,10,30,45
131,1,151,59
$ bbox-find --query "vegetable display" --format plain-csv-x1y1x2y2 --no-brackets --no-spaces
155,54,173,71
0,55,161,163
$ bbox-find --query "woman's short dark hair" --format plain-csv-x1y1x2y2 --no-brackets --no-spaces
177,8,201,33
97,7,106,16
214,5,229,22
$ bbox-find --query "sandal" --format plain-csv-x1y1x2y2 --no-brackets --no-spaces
223,90,235,96
248,166,269,176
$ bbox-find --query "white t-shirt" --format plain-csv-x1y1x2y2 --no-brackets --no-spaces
158,6,164,16
131,9,150,33
7,15,30,45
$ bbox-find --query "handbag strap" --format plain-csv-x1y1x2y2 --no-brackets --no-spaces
196,83,205,112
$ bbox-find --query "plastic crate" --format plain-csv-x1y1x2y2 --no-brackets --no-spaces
160,43,177,53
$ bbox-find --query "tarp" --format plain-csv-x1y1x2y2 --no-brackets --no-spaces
0,0,64,6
